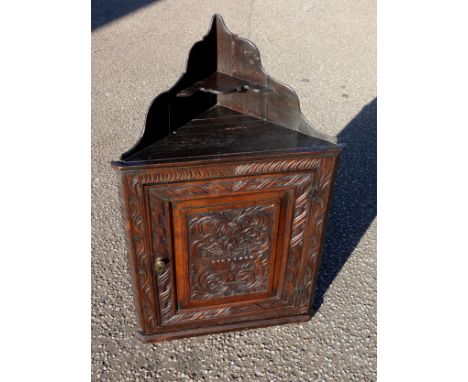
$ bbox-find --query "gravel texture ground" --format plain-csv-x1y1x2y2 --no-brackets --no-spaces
92,1,376,380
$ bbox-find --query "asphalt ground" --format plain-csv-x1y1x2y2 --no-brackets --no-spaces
92,1,376,380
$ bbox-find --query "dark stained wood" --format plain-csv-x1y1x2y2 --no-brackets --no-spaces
123,106,337,164
111,14,343,343
117,14,337,163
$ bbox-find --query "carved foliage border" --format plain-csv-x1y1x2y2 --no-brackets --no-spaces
137,157,326,184
124,174,159,333
118,175,145,330
298,156,337,313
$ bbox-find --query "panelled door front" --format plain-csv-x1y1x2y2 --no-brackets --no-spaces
145,168,323,331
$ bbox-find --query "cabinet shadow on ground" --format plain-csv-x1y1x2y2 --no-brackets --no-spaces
312,98,377,313
92,0,160,30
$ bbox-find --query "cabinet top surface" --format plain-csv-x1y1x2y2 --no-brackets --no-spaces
120,106,338,166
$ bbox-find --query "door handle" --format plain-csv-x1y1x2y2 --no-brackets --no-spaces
155,257,167,276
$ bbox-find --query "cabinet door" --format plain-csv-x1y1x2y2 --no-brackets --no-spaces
146,170,319,329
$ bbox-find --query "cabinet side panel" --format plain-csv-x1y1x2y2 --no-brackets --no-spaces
121,174,159,334
298,155,341,313
118,174,145,332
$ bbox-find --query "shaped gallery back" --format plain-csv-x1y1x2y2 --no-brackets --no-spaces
111,14,342,343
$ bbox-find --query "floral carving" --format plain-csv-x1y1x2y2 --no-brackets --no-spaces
299,156,337,312
125,174,158,333
137,157,323,185
187,205,275,300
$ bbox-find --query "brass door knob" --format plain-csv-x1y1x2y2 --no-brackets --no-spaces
155,257,166,276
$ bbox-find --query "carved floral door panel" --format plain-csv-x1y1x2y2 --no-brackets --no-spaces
172,191,286,309
145,170,320,328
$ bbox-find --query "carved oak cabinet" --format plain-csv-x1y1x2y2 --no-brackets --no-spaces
111,15,342,343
